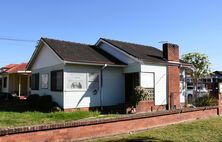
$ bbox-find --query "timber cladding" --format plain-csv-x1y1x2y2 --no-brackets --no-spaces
0,106,219,142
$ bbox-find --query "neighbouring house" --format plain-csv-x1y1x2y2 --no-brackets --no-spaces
0,63,31,98
27,37,191,111
199,71,222,97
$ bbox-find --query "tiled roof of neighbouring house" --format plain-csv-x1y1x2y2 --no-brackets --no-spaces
101,38,167,64
0,63,28,73
42,38,125,65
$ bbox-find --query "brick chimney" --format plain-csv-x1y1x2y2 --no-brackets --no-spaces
163,43,180,110
163,43,179,62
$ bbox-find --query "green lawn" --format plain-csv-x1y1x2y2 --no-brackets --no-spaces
0,111,109,128
91,117,222,142
0,100,119,128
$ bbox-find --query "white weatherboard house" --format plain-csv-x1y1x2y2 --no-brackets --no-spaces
27,38,191,111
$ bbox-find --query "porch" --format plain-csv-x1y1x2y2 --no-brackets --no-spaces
0,73,31,98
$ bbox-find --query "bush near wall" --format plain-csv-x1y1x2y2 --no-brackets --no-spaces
26,95,59,112
38,95,53,112
26,94,40,109
195,95,217,107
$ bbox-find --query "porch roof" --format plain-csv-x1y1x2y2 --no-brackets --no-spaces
0,63,28,74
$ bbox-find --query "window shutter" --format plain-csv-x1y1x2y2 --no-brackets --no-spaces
31,73,39,90
51,71,56,91
36,73,39,90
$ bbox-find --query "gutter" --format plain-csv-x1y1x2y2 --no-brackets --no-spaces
17,71,32,73
64,61,126,67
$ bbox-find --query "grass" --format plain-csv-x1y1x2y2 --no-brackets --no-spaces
0,111,104,128
91,117,222,142
0,99,119,128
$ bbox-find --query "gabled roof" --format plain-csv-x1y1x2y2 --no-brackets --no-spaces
41,38,125,66
0,63,28,74
99,38,191,67
100,38,166,64
27,37,191,69
214,71,222,76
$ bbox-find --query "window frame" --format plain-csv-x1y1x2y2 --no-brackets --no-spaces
140,72,155,102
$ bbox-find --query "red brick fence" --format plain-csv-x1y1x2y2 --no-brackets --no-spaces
0,106,220,142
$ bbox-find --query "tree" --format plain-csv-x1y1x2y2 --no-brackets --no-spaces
182,53,211,97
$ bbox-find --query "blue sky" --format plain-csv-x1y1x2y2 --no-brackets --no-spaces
0,0,221,70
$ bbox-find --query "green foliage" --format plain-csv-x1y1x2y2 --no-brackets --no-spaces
26,94,40,109
131,86,153,106
182,52,211,81
195,95,217,107
38,95,53,112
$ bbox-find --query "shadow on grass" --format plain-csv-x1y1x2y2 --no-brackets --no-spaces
102,136,173,142
0,99,124,115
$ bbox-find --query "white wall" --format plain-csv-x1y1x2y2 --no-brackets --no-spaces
30,43,65,107
102,67,125,106
63,64,125,109
140,64,167,105
64,65,101,109
31,64,64,108
32,44,63,70
180,68,186,103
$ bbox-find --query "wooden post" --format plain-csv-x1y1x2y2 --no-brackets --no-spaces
18,74,21,97
27,75,30,96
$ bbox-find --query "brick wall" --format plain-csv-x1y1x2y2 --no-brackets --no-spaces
0,106,219,142
168,66,180,109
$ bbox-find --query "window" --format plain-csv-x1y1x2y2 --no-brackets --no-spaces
51,70,63,91
41,74,49,89
3,77,7,88
140,72,155,101
31,73,39,90
140,72,154,88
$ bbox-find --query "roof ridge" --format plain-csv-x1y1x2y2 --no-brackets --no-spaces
41,37,92,47
101,38,161,51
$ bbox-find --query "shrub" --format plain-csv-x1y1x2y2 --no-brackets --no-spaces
52,102,62,112
26,94,40,109
195,95,217,107
38,95,53,112
130,86,153,107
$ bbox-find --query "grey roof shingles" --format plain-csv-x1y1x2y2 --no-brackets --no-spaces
101,38,167,64
41,38,125,65
41,37,188,66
